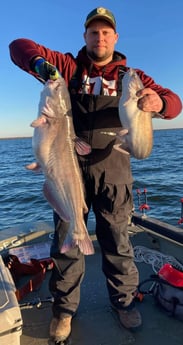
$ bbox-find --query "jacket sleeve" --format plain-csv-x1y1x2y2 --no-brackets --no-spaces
9,38,76,85
136,69,182,119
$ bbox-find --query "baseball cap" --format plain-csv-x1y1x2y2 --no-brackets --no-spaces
84,7,116,31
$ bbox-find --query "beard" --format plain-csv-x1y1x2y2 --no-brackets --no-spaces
86,49,112,62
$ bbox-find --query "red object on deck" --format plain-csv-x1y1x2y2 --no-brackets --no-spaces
6,255,53,301
158,263,183,288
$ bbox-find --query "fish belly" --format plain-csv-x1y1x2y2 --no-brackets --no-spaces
116,68,153,159
29,78,94,255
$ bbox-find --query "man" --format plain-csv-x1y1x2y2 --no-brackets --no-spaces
9,7,182,343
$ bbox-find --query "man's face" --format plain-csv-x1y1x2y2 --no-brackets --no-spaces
84,20,119,65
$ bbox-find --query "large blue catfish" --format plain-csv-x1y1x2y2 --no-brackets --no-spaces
114,68,156,159
26,77,94,255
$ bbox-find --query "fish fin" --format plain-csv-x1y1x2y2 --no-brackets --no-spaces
75,236,95,255
113,143,130,155
60,234,95,255
113,129,130,154
43,182,70,221
31,116,47,128
116,129,129,147
73,137,92,155
83,205,88,214
25,162,42,171
117,129,129,137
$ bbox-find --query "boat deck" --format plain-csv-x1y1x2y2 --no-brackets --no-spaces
18,224,183,345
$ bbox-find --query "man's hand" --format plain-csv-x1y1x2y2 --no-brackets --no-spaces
34,58,60,82
137,88,163,113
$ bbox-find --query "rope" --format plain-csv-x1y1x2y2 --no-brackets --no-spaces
134,245,183,273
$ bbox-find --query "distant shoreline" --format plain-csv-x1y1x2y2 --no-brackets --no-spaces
0,127,182,140
0,136,32,140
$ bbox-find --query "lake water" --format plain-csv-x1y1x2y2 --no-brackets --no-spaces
1,128,183,231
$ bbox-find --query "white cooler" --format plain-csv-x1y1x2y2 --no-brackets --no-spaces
0,255,22,345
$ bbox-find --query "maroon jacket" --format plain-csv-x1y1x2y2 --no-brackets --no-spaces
9,38,182,119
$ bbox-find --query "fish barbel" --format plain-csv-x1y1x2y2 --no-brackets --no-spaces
26,77,94,255
114,68,155,159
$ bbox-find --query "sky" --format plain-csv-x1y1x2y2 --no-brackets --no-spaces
1,0,183,138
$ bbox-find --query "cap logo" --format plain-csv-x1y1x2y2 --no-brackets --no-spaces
97,7,106,15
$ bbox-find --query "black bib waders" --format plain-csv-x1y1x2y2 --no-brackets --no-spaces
49,69,139,318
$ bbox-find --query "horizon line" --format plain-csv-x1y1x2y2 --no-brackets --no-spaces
0,127,183,140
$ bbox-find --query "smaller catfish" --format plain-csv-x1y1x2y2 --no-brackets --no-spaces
26,77,94,255
114,68,159,159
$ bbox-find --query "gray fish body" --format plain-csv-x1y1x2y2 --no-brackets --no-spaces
115,68,153,159
28,78,94,255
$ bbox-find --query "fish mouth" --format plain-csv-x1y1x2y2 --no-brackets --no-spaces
40,110,57,119
41,112,53,118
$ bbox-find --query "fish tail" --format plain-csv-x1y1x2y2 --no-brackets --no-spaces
60,231,95,255
75,236,95,255
25,162,41,171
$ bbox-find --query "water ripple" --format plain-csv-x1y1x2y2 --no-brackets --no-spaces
1,129,183,230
